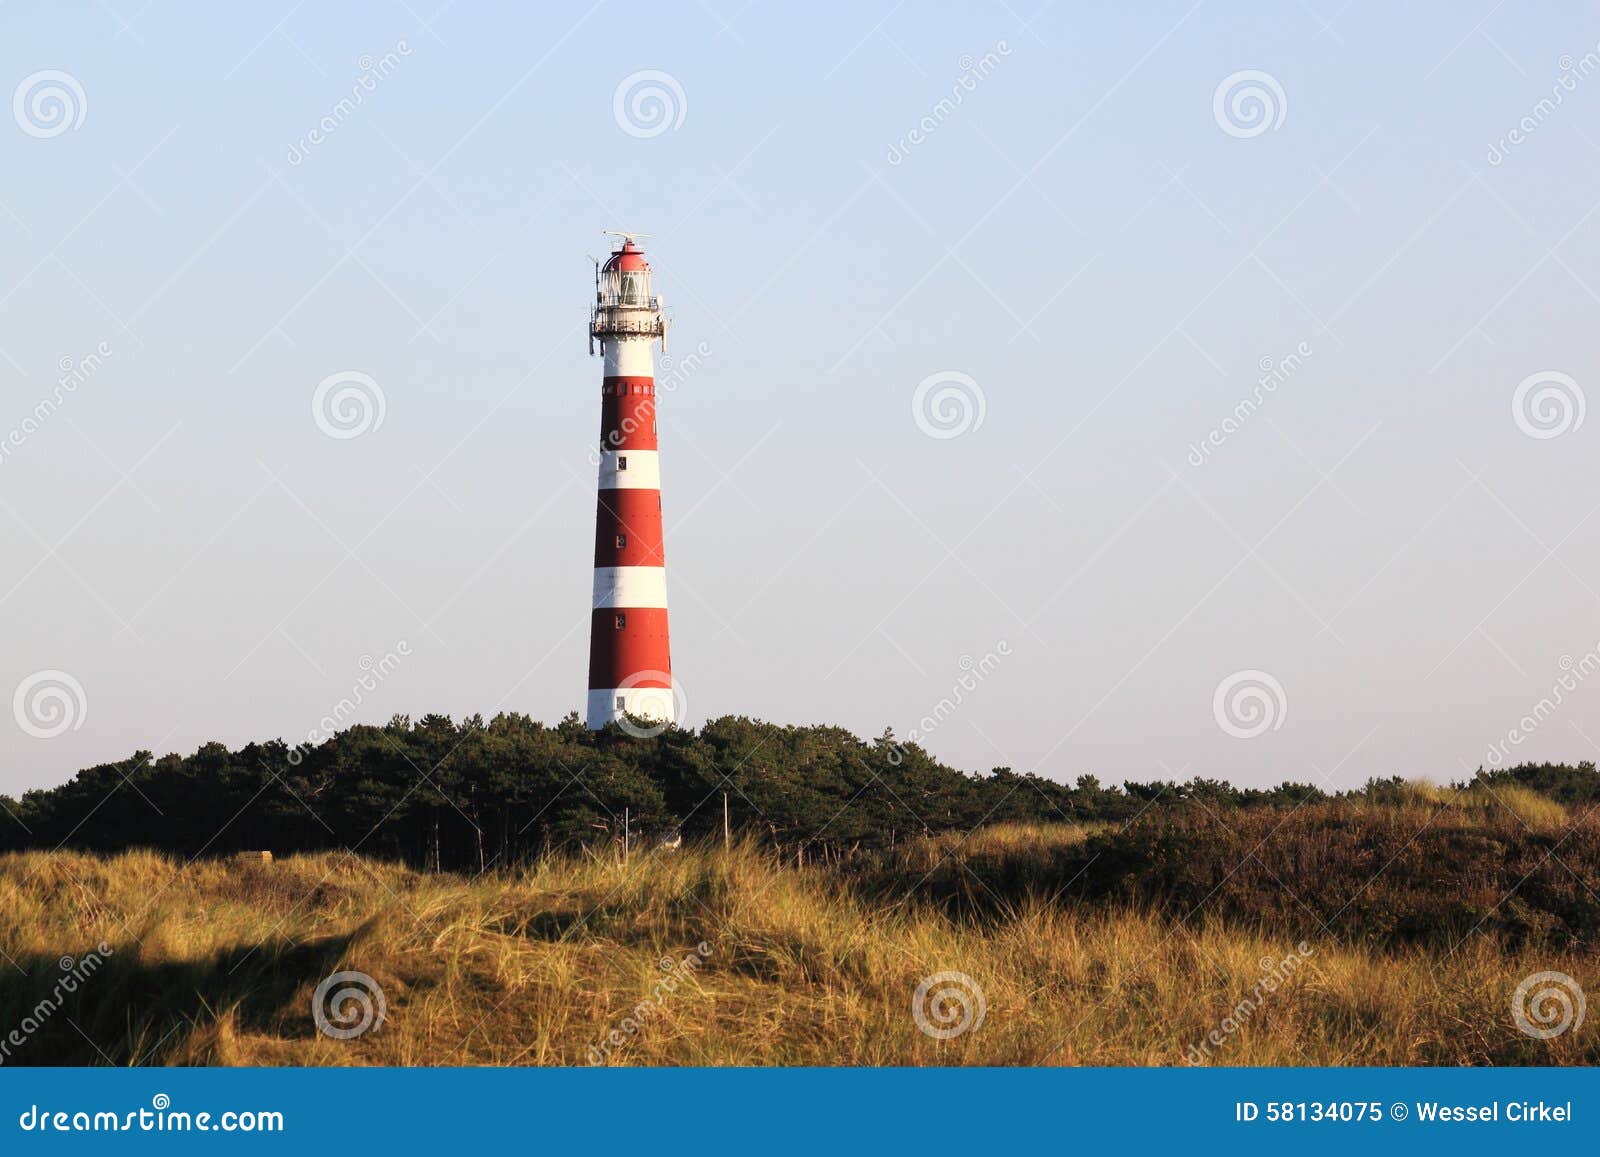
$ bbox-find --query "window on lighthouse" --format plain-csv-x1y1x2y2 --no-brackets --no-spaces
615,534,627,549
617,456,627,470
619,271,647,304
614,613,626,630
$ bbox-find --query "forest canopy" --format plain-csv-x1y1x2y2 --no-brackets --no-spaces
1,712,1593,873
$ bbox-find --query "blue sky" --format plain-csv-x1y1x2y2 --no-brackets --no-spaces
3,1,1600,793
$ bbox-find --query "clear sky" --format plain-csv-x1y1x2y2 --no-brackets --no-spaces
3,2,1599,794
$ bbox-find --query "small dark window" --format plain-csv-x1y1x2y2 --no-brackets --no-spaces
615,694,626,710
615,534,627,549
617,456,628,470
614,613,626,630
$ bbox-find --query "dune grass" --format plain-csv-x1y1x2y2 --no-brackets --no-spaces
1354,779,1570,829
0,820,1594,1066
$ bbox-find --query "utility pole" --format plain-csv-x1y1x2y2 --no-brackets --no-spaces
623,807,630,868
723,791,730,851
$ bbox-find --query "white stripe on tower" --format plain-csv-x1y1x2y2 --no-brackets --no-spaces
596,449,661,489
586,686,676,727
592,566,670,609
603,339,653,376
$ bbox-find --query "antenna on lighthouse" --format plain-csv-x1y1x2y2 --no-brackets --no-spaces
587,255,601,353
603,229,651,248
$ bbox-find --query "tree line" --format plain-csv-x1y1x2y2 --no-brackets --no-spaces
0,712,1593,873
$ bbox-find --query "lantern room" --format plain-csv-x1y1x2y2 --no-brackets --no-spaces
599,239,655,309
591,232,667,347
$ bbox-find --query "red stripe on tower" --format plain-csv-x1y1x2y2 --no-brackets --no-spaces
586,233,675,730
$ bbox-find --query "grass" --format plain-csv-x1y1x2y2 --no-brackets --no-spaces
1355,779,1570,829
910,802,1600,948
1,803,1596,1066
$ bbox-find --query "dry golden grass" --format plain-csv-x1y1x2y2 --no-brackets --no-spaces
920,820,1107,859
1356,779,1569,830
0,834,1593,1066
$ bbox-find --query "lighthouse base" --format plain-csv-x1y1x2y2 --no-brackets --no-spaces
586,685,677,731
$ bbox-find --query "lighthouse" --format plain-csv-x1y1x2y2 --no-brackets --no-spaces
586,232,676,731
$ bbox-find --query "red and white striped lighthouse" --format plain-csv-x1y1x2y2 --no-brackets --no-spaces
586,232,675,730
